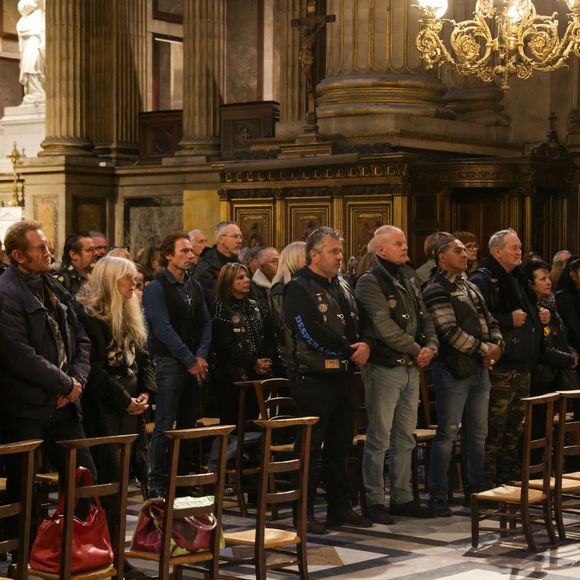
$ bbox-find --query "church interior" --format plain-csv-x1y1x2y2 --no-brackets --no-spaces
2,0,580,578
1,0,579,261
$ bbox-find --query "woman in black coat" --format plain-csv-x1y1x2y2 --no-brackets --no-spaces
268,241,306,373
76,256,156,506
525,261,579,442
524,261,578,393
556,256,580,354
212,262,273,425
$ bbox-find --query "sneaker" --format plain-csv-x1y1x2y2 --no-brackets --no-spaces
428,497,452,517
389,500,435,518
327,508,374,528
366,503,394,524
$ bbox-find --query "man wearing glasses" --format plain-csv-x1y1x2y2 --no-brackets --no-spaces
51,232,95,296
193,221,243,308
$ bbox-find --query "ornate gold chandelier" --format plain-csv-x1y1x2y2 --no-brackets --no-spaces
415,0,580,89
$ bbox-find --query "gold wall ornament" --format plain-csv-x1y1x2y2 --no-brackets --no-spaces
6,142,24,208
415,0,580,90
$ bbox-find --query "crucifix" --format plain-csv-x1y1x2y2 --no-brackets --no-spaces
292,0,335,132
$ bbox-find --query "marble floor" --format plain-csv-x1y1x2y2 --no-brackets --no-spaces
4,486,580,579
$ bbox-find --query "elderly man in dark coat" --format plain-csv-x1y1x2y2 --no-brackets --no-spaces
0,220,95,540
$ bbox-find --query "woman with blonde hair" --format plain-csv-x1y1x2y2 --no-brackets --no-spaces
76,256,156,504
269,241,307,371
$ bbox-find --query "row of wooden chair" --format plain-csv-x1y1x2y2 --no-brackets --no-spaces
0,413,318,580
471,390,580,552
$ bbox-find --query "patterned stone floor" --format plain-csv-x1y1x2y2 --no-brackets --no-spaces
4,486,580,578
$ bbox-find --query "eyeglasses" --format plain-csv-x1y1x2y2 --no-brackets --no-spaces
465,243,479,250
222,234,243,240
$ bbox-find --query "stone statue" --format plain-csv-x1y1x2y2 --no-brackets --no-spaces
17,0,45,105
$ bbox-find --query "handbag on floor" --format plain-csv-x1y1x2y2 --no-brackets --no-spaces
130,495,222,557
29,466,113,574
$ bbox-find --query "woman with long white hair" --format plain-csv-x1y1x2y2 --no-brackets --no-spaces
76,256,156,508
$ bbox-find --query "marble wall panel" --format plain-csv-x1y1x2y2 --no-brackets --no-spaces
124,195,183,255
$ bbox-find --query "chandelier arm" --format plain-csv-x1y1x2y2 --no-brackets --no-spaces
448,15,494,78
415,0,580,89
416,16,459,70
515,11,574,72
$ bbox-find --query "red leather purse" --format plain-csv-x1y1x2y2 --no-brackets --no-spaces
29,466,114,574
131,497,218,556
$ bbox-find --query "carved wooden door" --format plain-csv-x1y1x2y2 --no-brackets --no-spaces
451,189,505,256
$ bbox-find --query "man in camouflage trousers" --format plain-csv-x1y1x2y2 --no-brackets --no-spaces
470,229,549,486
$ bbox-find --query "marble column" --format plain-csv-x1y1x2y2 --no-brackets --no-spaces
442,0,509,127
278,0,306,124
317,0,452,120
40,0,92,156
90,0,147,160
178,0,226,156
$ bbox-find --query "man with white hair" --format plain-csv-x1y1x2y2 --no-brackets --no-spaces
550,249,572,287
193,221,242,308
187,229,208,274
250,247,279,313
470,229,549,487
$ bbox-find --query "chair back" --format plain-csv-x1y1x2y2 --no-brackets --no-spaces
55,434,137,580
160,424,235,579
254,378,295,421
521,393,559,503
353,372,368,437
555,390,580,483
0,439,42,580
253,417,319,541
419,367,437,428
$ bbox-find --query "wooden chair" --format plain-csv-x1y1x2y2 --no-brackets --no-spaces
412,368,437,503
0,439,42,580
348,372,368,509
254,378,297,519
470,393,559,552
125,424,234,580
227,381,268,517
551,389,580,540
222,416,319,580
34,446,60,524
27,433,136,580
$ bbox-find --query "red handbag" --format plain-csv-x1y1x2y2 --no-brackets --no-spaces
131,497,218,557
29,466,114,574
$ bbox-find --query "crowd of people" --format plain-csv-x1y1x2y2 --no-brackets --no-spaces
1,219,579,545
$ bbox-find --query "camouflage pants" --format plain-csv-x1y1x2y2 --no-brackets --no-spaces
484,369,530,485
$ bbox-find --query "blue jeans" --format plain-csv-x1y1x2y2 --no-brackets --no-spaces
428,362,491,498
362,363,419,506
148,356,201,493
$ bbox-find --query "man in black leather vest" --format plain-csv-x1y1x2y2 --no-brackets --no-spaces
51,232,95,296
470,229,548,485
284,227,371,533
422,238,504,515
356,225,438,523
143,232,212,497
